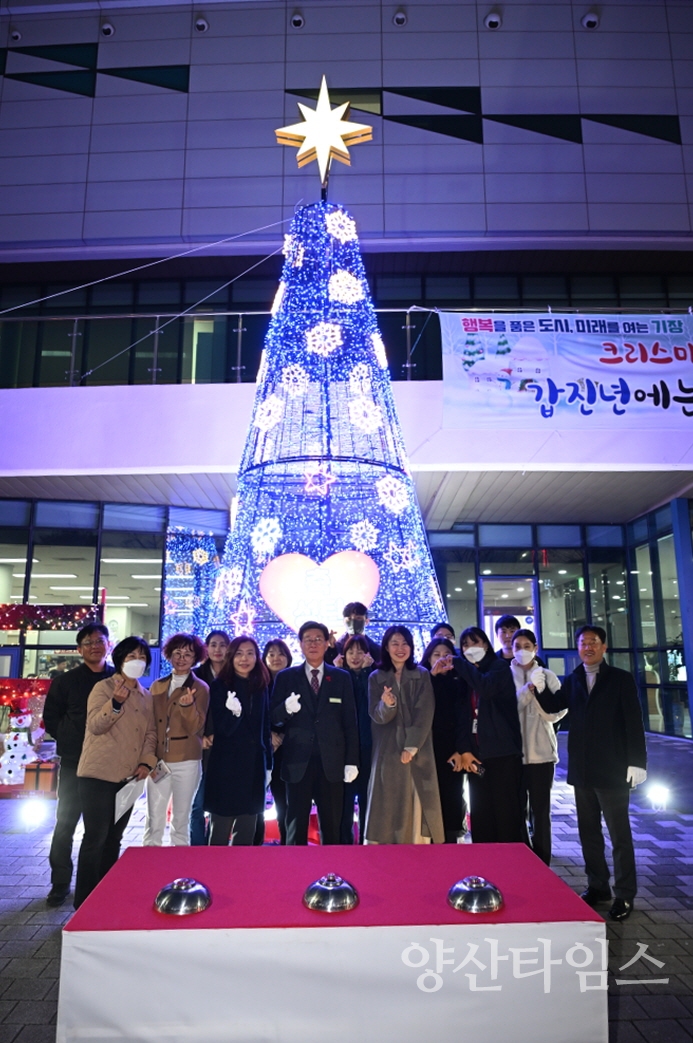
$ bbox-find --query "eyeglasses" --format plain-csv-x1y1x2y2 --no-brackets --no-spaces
80,638,107,649
171,649,195,659
578,641,601,649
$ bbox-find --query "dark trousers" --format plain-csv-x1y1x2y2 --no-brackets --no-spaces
523,762,555,865
74,777,131,909
189,771,209,846
574,784,637,900
468,754,526,844
48,760,82,890
270,746,288,844
286,754,342,845
340,748,371,844
209,813,257,846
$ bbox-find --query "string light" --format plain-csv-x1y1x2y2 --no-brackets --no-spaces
161,528,219,656
0,604,100,631
209,201,445,648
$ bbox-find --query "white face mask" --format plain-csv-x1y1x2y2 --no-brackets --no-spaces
122,659,147,680
514,648,535,666
463,645,486,664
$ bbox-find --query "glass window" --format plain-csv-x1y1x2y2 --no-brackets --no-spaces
657,534,682,646
428,532,475,548
473,276,519,301
0,285,40,314
479,548,535,575
28,526,98,610
443,561,477,637
537,525,581,547
375,277,422,303
632,543,657,647
586,525,623,547
0,501,30,526
522,276,568,302
103,504,166,533
43,285,87,314
479,525,532,548
137,282,181,307
90,282,134,310
668,275,693,302
99,533,164,647
538,549,586,649
168,507,229,536
36,319,78,386
659,685,690,738
481,575,536,647
425,277,471,302
0,320,39,388
0,515,30,646
82,318,134,386
232,280,278,306
587,549,629,647
570,275,617,307
183,280,229,307
22,639,84,680
628,516,648,544
654,506,672,535
181,317,228,384
618,275,666,307
35,502,99,529
131,317,181,384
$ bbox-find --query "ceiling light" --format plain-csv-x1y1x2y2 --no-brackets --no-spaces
101,558,163,564
501,594,508,599
102,596,130,600
467,580,475,585
131,574,161,579
13,573,77,579
49,586,93,591
454,587,462,592
558,570,567,575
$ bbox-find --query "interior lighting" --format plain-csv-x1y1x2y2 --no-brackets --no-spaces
647,783,669,811
20,797,49,827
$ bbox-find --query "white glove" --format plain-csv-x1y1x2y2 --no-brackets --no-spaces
265,770,272,789
225,691,242,717
530,668,546,693
344,765,359,784
285,692,301,715
627,766,647,787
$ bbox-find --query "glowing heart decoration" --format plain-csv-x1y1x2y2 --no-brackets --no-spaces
259,551,380,635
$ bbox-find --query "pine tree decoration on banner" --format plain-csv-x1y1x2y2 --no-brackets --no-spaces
211,200,445,653
211,77,446,653
462,332,484,370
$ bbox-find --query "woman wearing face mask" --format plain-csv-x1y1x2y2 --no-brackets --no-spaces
144,633,209,847
74,636,157,908
365,626,444,845
190,630,230,845
440,627,525,844
204,636,272,845
421,637,468,843
261,639,293,844
511,629,566,865
334,635,376,843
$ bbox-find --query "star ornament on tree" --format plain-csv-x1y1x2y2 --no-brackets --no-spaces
276,76,373,186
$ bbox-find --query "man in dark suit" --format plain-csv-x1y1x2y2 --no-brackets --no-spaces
534,624,647,922
271,620,359,845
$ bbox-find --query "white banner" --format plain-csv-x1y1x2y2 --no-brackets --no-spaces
441,312,693,429
58,921,607,1043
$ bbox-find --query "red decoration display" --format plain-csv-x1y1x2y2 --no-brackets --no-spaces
0,603,102,631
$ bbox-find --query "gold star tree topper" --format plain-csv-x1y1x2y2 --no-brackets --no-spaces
276,76,373,187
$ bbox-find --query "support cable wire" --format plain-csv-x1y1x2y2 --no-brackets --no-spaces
0,216,292,317
79,246,285,381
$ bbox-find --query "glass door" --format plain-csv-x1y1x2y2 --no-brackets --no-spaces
479,576,538,650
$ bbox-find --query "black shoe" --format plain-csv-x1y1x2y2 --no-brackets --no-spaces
46,887,70,907
608,899,634,922
580,887,612,907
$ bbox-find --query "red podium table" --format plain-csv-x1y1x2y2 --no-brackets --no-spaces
57,844,607,1043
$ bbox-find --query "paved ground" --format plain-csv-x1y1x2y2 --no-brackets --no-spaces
0,732,692,1043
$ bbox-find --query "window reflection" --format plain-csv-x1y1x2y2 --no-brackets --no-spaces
633,543,657,647
538,549,585,649
587,550,630,647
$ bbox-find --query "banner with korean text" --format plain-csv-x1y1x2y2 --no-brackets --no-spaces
440,312,693,429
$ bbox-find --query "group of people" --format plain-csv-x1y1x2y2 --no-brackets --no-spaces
42,602,647,922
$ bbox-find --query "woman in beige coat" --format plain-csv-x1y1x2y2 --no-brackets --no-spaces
365,626,444,845
74,636,157,908
144,633,209,846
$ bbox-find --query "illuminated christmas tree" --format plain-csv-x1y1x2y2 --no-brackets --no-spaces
210,80,445,653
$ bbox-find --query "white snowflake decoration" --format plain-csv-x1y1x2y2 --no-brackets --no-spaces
230,599,256,637
328,270,365,305
350,518,379,552
306,321,343,358
283,234,304,268
281,363,310,398
212,565,243,604
376,474,409,515
384,539,420,574
349,362,372,396
326,210,358,244
371,332,388,368
251,517,282,560
303,463,337,496
271,281,286,316
192,548,209,566
349,396,383,434
254,393,285,432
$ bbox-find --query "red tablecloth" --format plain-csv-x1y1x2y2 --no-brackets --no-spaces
67,842,601,933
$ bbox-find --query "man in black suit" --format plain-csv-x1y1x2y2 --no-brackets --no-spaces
534,624,647,922
271,620,359,845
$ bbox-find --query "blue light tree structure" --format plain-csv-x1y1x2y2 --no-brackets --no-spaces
211,201,445,654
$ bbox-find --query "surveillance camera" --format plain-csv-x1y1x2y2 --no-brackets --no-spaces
194,16,209,32
100,21,115,37
484,11,502,30
9,28,21,42
290,11,304,28
581,11,599,29
393,9,407,26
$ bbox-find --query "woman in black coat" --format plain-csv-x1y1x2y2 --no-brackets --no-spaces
204,636,272,846
260,638,293,844
421,637,468,843
334,634,376,843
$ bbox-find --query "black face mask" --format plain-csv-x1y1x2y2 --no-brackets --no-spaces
349,617,365,634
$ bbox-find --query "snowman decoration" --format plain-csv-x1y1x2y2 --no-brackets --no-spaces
0,710,38,785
